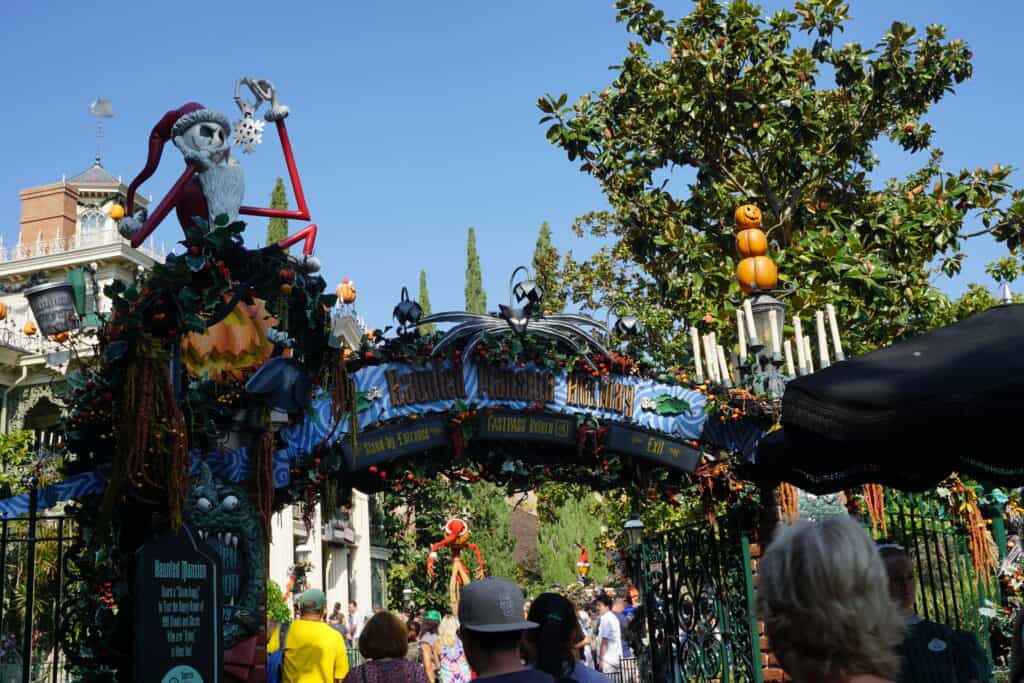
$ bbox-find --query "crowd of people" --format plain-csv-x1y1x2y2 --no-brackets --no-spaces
269,513,1007,682
267,579,637,682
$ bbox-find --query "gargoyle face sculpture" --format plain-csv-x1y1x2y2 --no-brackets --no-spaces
185,465,265,648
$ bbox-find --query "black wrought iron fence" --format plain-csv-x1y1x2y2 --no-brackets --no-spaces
868,491,999,661
637,516,761,682
0,484,76,683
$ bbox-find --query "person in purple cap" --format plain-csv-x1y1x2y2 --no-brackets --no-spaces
457,578,553,682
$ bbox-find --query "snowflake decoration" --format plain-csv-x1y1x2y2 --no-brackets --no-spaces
232,115,265,154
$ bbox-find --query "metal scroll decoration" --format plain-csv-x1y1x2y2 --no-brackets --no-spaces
418,266,611,363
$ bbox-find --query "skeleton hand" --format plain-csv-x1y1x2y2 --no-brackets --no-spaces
427,552,438,577
474,566,485,580
180,148,213,172
117,212,145,240
247,78,289,121
297,255,321,274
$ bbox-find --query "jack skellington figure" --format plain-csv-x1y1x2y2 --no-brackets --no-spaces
117,78,319,265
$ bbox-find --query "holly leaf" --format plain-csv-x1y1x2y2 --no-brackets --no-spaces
185,255,206,272
214,213,230,227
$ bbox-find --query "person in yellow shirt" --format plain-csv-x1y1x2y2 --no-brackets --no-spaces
269,588,350,683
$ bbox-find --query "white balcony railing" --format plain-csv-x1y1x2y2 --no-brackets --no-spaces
0,319,97,356
0,228,164,263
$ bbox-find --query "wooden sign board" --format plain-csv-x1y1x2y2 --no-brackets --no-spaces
606,423,701,472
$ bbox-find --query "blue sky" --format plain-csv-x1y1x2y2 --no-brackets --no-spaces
1,1,1020,326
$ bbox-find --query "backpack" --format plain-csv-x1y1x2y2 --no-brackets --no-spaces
266,621,291,683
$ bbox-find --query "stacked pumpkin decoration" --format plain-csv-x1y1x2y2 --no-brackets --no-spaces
734,204,778,293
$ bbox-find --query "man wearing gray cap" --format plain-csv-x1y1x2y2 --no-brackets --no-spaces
458,578,554,682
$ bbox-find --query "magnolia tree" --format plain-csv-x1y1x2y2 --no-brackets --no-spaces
541,0,1024,363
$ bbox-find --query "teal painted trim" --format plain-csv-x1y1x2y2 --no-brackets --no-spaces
66,269,86,315
741,534,763,683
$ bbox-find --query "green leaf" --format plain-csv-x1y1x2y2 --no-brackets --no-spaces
214,213,230,227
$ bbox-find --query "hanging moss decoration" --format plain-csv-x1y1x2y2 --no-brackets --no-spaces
101,338,189,530
251,407,275,538
778,482,800,523
863,483,887,537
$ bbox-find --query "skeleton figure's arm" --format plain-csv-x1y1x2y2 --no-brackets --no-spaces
124,166,198,248
427,532,460,577
467,542,485,578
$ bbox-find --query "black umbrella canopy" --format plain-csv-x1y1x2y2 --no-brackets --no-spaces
751,304,1024,493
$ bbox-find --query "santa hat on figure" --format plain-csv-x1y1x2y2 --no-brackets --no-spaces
118,102,236,244
115,79,320,266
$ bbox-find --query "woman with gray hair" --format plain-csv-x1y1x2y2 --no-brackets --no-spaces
758,514,906,683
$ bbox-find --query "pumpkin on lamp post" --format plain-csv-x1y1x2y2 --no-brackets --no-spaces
734,204,778,294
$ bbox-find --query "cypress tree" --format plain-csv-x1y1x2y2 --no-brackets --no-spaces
418,270,435,334
267,177,289,250
531,221,565,312
464,227,486,313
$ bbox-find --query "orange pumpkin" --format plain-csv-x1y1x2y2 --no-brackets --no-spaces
51,331,69,343
336,278,357,304
181,299,278,379
736,228,768,257
734,204,762,230
736,256,778,293
0,302,7,321
23,320,37,335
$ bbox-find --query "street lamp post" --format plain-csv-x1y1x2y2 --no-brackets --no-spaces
739,292,792,399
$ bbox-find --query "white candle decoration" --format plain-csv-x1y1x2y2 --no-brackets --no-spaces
743,299,758,344
716,345,732,386
783,339,796,376
691,326,704,382
803,336,814,372
703,334,718,382
793,316,807,374
736,309,747,364
816,310,831,368
768,309,781,355
826,303,845,361
708,332,721,382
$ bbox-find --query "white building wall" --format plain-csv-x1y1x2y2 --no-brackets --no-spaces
324,545,350,614
268,507,295,593
349,491,373,614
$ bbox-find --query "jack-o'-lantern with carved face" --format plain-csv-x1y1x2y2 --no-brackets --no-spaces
734,204,762,230
181,299,278,379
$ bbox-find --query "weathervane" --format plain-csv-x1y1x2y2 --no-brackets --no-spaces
88,97,114,165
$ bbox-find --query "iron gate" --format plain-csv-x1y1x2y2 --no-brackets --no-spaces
0,484,76,683
869,491,999,660
637,516,761,683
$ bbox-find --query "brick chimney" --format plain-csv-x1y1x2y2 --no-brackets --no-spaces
19,182,79,246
